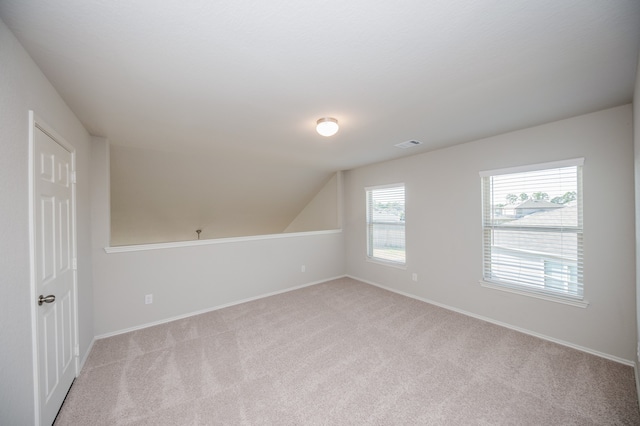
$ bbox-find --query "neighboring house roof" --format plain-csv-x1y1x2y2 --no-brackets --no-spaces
504,202,578,227
496,202,579,257
515,200,563,210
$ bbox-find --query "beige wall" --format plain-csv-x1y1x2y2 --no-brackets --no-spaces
109,144,334,245
0,18,94,425
345,105,636,361
284,172,340,233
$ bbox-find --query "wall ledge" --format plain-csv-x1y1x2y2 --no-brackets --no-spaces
105,229,342,253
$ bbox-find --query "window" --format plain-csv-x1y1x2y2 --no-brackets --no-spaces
480,159,584,300
366,184,405,265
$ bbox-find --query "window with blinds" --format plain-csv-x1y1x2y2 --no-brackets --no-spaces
366,184,406,265
480,159,584,300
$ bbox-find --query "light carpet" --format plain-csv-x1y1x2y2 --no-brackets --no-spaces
55,277,640,425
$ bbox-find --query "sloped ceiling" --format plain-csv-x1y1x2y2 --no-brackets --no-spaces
1,1,639,243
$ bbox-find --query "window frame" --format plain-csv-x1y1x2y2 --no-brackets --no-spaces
365,183,406,268
479,159,587,307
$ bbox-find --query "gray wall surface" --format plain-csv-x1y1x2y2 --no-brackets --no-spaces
345,105,636,361
0,18,94,425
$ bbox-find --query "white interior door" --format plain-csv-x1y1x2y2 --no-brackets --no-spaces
31,117,77,426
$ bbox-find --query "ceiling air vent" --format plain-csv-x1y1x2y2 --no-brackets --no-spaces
394,140,423,149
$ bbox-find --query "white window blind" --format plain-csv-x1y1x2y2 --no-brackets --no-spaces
480,159,584,300
366,184,405,265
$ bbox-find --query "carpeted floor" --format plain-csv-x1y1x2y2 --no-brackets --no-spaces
55,277,640,425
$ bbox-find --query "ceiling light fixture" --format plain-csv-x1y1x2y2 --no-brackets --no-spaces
316,117,339,137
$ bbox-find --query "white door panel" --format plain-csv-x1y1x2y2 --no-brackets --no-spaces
32,121,77,425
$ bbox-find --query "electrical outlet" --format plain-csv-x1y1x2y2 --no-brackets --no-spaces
301,265,306,272
145,294,153,304
412,273,418,282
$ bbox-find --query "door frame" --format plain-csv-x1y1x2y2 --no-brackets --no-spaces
28,111,80,425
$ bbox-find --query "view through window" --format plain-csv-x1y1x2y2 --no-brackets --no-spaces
366,184,406,265
480,159,584,299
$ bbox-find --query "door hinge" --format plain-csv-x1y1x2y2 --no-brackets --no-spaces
71,171,77,184
72,258,77,270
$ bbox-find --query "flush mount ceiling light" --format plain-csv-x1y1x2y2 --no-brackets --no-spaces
316,117,339,137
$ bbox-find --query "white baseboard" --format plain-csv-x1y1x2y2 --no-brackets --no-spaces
93,273,634,367
348,274,635,367
95,275,347,340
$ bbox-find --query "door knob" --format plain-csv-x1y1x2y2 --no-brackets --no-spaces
38,294,56,306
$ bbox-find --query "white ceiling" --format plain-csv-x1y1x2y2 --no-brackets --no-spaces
1,1,639,242
2,0,638,170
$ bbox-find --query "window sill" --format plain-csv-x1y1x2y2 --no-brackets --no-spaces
480,280,589,308
366,257,407,270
